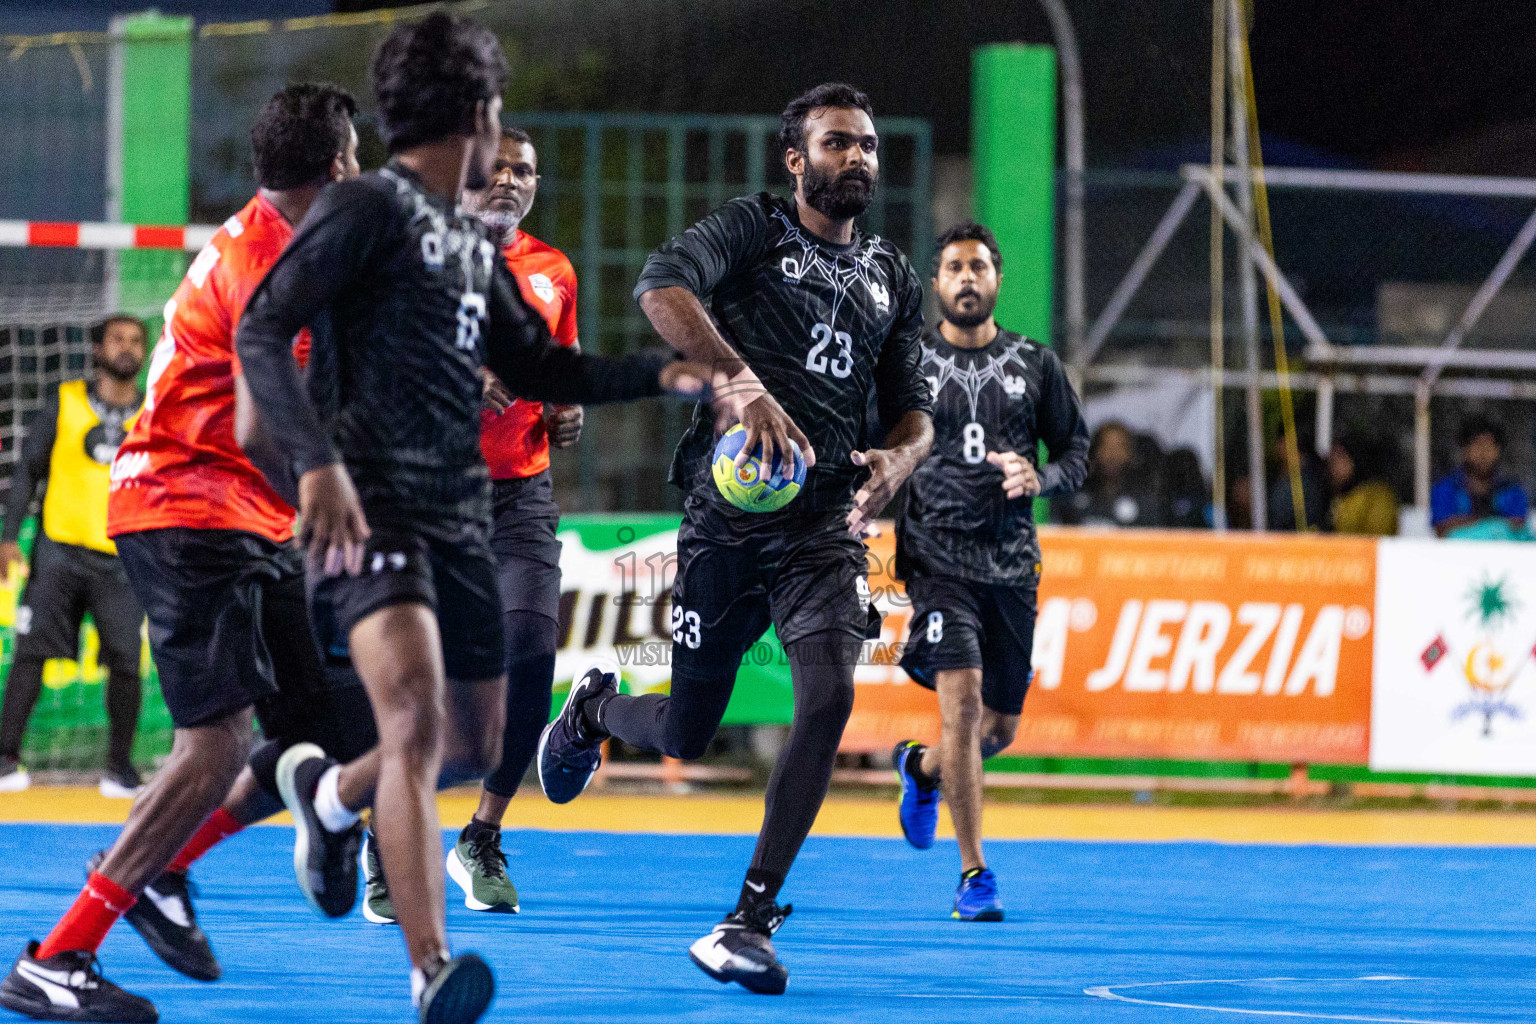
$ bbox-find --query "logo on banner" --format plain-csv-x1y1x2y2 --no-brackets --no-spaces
1419,575,1533,737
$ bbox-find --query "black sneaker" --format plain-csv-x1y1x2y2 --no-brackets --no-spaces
413,953,495,1024
0,942,158,1022
98,764,142,800
275,743,362,918
87,851,218,982
537,659,618,804
687,902,793,995
0,755,29,793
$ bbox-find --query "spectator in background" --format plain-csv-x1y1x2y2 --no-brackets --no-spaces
1431,416,1529,538
1162,448,1211,528
1055,421,1162,527
1267,431,1330,532
0,315,147,796
1328,433,1400,536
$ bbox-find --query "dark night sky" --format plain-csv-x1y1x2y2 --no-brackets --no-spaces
7,0,1536,170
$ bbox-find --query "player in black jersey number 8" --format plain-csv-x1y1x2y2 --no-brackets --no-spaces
893,222,1088,921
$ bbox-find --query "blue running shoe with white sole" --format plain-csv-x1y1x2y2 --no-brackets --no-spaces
537,659,618,804
892,740,939,850
952,868,1003,921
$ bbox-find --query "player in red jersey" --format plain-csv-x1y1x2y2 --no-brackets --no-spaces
354,126,581,921
0,84,369,1024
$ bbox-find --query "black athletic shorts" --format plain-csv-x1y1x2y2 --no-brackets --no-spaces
115,528,293,728
899,574,1037,715
307,522,505,683
15,534,143,674
491,472,562,623
670,495,881,680
251,567,376,762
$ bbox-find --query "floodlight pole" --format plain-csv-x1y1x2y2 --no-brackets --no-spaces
1228,0,1266,532
1036,0,1085,361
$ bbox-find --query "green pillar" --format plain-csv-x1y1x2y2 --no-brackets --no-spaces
972,44,1056,345
112,12,192,322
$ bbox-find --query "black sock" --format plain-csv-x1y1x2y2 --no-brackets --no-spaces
906,744,939,790
461,817,499,842
578,691,613,739
962,866,987,881
734,867,785,915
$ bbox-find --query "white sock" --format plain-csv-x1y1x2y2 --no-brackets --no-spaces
411,967,427,1009
313,763,360,833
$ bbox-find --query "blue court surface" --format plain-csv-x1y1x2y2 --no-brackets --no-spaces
2,823,1534,1022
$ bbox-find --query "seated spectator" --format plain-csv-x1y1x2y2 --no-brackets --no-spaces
1055,421,1162,527
1267,431,1330,532
1431,416,1529,538
1328,433,1400,536
1162,448,1211,528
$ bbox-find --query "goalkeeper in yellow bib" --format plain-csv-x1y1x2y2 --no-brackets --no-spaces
0,315,148,797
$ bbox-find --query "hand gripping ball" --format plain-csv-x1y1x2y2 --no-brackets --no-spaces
711,423,806,512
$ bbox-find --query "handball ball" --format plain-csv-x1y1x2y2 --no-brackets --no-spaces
711,423,806,512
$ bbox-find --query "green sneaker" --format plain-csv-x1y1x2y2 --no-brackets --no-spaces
359,829,396,925
447,824,519,913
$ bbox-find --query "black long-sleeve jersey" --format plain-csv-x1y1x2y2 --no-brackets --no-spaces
897,328,1089,585
236,160,669,535
636,192,932,516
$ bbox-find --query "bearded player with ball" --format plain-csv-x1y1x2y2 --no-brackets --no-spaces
538,82,932,994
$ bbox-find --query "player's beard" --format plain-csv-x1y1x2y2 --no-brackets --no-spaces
802,162,877,220
940,288,996,330
475,208,521,240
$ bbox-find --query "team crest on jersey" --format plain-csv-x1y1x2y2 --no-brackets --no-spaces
867,278,890,313
1002,373,1028,399
528,272,556,304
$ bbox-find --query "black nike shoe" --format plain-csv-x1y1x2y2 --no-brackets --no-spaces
275,743,362,918
687,901,793,995
413,953,495,1024
86,851,218,982
0,942,158,1022
537,659,618,804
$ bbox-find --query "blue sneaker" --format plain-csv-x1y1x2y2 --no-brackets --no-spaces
952,868,1004,921
892,740,939,850
538,659,619,804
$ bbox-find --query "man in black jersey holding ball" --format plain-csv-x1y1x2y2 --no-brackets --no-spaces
892,222,1089,921
538,82,934,994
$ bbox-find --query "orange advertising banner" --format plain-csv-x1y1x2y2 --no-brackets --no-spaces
847,528,1377,763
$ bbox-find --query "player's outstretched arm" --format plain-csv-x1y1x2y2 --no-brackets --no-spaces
847,409,933,536
485,264,709,406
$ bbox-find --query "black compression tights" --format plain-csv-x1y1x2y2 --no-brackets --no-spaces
483,611,558,798
599,631,858,883
0,655,140,769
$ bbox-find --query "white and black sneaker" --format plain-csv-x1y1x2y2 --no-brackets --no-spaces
537,659,618,804
0,755,29,793
86,851,218,981
98,765,143,800
276,743,361,918
412,952,495,1024
0,942,157,1022
688,902,793,995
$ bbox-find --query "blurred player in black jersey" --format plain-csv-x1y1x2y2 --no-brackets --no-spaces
234,14,703,1023
892,222,1088,921
537,83,934,994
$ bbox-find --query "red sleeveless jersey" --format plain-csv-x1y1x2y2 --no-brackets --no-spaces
479,231,579,479
107,193,301,543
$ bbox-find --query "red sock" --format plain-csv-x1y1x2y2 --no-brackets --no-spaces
167,807,244,874
36,872,135,959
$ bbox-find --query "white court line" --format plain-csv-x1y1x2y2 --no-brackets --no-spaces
1084,976,1483,1024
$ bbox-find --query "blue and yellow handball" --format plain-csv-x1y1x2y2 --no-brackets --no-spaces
711,423,806,512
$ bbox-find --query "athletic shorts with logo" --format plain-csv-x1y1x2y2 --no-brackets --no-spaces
491,471,562,628
670,495,881,680
898,573,1037,716
15,534,142,676
307,519,505,683
114,528,375,761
